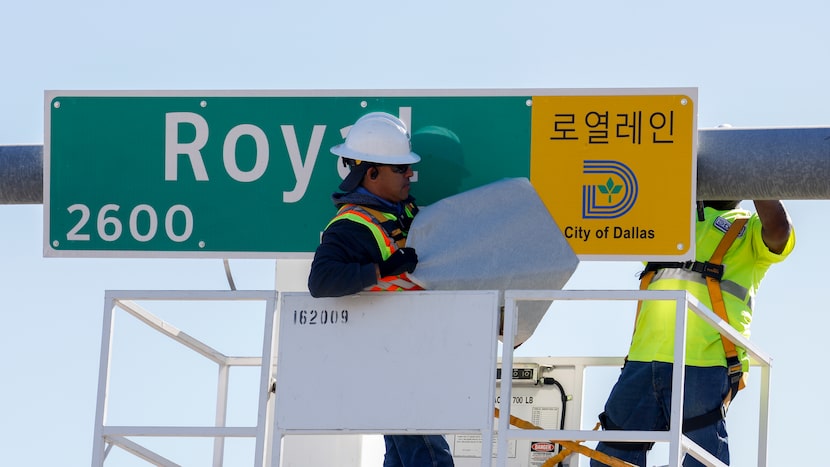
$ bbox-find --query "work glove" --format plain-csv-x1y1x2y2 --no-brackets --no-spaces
378,247,418,277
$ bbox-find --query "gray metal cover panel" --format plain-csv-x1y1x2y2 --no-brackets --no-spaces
407,177,579,345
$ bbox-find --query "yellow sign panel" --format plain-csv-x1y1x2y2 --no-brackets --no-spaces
530,91,696,260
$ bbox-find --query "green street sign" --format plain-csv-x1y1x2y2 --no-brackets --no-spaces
44,91,532,257
45,89,696,260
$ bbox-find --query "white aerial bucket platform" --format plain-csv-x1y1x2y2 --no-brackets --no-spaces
90,286,771,467
89,179,772,466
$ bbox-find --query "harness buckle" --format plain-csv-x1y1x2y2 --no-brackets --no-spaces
726,355,742,379
641,260,725,282
698,261,724,281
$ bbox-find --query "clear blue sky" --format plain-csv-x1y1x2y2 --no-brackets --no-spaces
2,1,828,466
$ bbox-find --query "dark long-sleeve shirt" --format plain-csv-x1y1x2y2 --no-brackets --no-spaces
307,190,416,297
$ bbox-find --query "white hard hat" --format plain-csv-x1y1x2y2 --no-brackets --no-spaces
331,112,421,165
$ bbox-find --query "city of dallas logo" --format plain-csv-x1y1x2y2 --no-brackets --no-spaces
581,160,638,219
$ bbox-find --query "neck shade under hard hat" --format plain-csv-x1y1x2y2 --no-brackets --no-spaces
338,159,372,192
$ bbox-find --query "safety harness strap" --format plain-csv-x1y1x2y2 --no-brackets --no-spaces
355,204,417,248
332,203,417,249
705,216,749,417
353,205,406,247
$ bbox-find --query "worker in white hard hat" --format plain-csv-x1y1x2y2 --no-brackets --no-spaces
308,112,455,466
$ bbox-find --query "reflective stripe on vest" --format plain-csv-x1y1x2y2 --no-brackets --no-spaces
368,273,422,292
328,209,395,260
649,268,753,310
330,204,422,292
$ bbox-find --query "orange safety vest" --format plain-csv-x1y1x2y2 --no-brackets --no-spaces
328,203,423,292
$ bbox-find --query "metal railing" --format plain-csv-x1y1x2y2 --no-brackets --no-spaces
91,290,278,467
90,289,771,467
499,289,771,467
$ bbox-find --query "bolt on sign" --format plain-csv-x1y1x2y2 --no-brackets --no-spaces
44,89,695,260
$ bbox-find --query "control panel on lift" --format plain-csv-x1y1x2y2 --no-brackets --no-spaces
449,358,584,467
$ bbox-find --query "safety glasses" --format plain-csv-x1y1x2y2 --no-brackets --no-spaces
385,164,411,174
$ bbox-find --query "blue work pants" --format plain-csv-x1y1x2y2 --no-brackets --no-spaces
383,434,454,467
591,361,730,467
